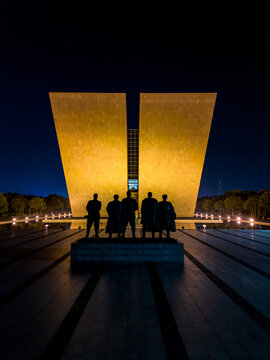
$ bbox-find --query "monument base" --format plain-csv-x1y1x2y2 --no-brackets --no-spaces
71,237,184,263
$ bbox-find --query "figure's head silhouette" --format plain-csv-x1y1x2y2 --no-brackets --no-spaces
162,194,167,200
127,190,131,197
93,193,98,200
114,194,119,200
148,192,152,198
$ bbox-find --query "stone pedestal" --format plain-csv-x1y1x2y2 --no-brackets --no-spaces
71,238,184,263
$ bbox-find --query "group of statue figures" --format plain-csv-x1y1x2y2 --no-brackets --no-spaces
85,191,176,240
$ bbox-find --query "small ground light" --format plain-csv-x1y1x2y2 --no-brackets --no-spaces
211,214,214,219
250,222,254,227
206,214,208,219
12,221,16,225
58,213,61,218
25,216,28,223
237,220,241,224
52,214,54,219
203,224,206,230
200,213,203,218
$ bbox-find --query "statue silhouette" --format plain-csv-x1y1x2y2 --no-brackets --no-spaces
141,192,160,239
122,190,138,238
159,194,176,239
85,193,101,239
106,194,124,238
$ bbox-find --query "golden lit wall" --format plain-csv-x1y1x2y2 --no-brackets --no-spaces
49,93,127,218
139,93,216,217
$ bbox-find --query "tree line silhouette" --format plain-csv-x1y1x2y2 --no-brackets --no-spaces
196,189,270,219
0,193,70,218
1,189,270,221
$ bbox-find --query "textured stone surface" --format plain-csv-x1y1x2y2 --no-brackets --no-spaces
139,93,217,217
71,238,184,263
49,93,128,218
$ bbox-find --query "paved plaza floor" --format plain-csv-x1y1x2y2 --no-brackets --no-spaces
0,228,270,359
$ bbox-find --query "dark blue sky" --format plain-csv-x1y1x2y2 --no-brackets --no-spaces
0,2,269,198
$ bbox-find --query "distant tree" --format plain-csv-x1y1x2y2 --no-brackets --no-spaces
259,190,270,218
243,196,261,218
28,197,47,215
224,190,251,201
58,196,70,210
224,196,244,216
46,194,63,212
0,193,9,215
10,197,27,215
195,198,204,213
214,200,225,215
202,198,214,212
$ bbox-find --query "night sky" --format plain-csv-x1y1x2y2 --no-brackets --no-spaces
0,2,269,198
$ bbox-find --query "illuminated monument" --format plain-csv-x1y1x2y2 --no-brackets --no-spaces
49,93,128,218
50,92,216,223
139,93,216,217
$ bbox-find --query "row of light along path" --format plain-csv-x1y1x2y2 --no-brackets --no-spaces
0,213,72,226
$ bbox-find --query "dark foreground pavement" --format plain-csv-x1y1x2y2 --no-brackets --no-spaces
0,228,270,359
